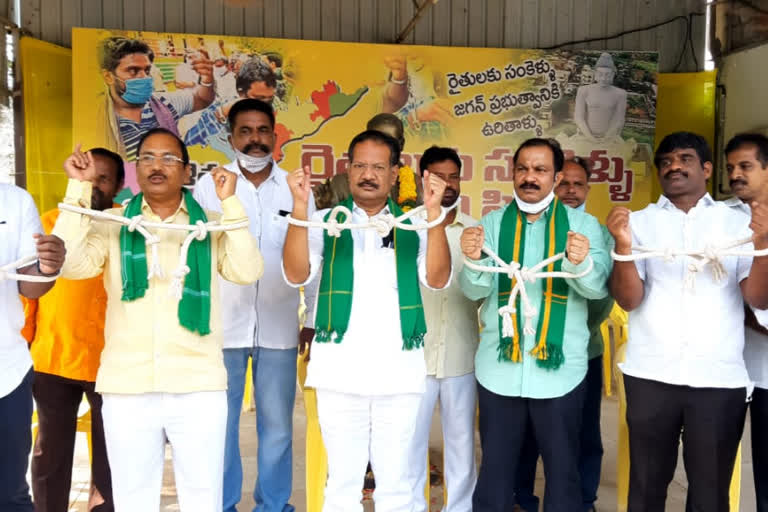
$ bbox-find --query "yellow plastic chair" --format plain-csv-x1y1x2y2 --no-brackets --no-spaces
31,399,93,464
610,306,741,511
243,358,254,412
299,351,327,512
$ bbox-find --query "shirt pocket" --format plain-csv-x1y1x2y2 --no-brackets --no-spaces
270,210,291,248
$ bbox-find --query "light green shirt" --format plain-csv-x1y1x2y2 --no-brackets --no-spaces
459,202,611,399
587,224,616,359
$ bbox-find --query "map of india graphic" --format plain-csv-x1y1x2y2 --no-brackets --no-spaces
274,81,368,160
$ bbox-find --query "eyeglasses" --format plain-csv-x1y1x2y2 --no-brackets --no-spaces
349,162,390,173
136,154,186,167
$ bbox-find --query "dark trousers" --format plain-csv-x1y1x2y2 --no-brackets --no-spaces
514,356,604,511
752,387,768,512
473,378,586,512
624,374,747,512
0,368,34,512
31,372,113,512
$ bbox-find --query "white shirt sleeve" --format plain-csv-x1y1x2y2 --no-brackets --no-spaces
18,189,42,260
282,209,325,289
302,194,319,328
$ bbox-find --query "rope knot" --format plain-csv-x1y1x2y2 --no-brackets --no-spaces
193,220,208,241
519,267,537,283
662,247,676,262
127,215,143,233
498,303,517,338
522,305,538,336
371,215,395,237
325,205,353,238
504,261,521,280
168,265,191,300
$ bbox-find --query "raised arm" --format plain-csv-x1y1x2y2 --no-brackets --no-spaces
607,206,645,311
283,166,313,284
423,171,451,289
52,146,109,280
741,202,768,309
212,168,263,284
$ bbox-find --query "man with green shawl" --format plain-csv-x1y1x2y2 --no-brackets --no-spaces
459,138,611,512
282,129,451,512
53,128,263,510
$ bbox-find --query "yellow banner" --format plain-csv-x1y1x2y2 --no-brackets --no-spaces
72,28,660,220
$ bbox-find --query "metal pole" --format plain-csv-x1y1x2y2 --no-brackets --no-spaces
396,0,439,44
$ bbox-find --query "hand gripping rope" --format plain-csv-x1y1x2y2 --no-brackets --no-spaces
57,203,249,299
0,255,61,283
463,245,593,339
611,236,768,290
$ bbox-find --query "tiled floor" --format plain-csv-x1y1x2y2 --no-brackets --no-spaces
62,389,756,512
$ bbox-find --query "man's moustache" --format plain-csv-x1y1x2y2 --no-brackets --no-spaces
243,143,270,154
358,180,378,189
664,170,687,180
730,179,747,187
520,183,540,190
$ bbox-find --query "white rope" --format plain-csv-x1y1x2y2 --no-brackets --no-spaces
279,201,459,237
463,245,593,339
58,203,249,299
0,255,60,283
611,236,768,290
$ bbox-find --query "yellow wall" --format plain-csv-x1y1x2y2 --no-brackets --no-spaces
652,71,717,201
20,37,72,212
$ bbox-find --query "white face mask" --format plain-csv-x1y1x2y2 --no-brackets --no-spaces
214,66,228,78
514,190,555,214
234,148,272,173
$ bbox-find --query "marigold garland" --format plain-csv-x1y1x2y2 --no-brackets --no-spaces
397,165,418,212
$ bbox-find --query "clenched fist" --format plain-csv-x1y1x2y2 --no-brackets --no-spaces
606,206,632,252
750,202,768,249
461,226,485,261
63,143,97,182
423,170,447,221
565,231,590,265
211,167,237,201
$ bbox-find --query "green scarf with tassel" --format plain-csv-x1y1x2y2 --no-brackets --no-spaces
314,196,426,350
120,189,212,335
497,197,570,370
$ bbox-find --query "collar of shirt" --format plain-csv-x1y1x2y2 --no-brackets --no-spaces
656,192,715,212
139,194,188,221
351,201,391,218
724,196,750,214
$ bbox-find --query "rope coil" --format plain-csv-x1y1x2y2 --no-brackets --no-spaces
0,255,61,283
464,245,594,339
58,203,250,299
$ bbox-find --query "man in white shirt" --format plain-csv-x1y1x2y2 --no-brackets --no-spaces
407,146,479,512
283,130,452,512
723,132,768,512
607,131,768,512
193,98,316,512
0,184,66,511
